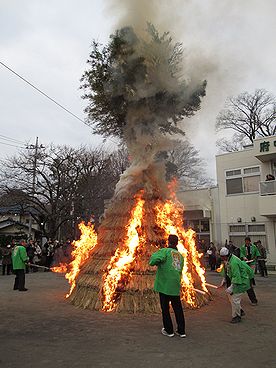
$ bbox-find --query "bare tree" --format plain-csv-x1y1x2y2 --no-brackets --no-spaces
108,145,130,176
75,147,123,225
166,139,213,188
216,133,248,153
0,145,114,239
216,89,276,145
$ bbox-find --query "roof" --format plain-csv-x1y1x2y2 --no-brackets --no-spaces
0,218,40,233
0,204,40,215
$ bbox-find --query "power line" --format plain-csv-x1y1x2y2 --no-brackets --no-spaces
0,60,88,126
0,134,26,145
0,60,119,146
0,140,25,148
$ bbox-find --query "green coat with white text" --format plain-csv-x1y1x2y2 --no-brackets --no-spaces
149,247,184,296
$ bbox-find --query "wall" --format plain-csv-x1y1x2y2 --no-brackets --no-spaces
216,142,276,265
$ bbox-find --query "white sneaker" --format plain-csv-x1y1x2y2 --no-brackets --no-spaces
175,331,186,338
161,328,174,337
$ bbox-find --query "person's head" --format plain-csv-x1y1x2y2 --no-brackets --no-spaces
158,239,167,248
229,240,233,245
256,240,262,247
168,234,178,249
245,236,251,246
20,239,27,247
266,174,274,180
219,247,229,261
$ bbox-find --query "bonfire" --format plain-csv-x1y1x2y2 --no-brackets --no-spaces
53,24,210,313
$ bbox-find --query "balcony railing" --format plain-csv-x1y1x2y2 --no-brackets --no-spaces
260,180,276,196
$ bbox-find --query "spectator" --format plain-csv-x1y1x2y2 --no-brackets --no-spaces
207,242,217,271
32,242,42,272
63,239,73,263
229,240,240,258
41,240,49,267
225,239,229,249
256,240,268,277
45,240,54,270
200,239,207,253
2,245,12,275
53,243,66,266
26,240,35,273
265,174,275,181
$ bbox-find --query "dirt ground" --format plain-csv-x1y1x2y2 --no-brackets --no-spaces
0,271,275,368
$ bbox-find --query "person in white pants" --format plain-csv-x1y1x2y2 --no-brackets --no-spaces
219,247,253,323
228,290,243,320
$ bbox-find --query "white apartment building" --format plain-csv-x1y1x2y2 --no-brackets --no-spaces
177,135,276,268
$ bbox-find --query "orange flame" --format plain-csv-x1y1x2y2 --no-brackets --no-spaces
51,264,67,273
65,222,97,298
101,192,145,312
155,196,207,308
59,182,208,311
216,263,224,273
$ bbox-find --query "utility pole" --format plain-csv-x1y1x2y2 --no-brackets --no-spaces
26,137,44,239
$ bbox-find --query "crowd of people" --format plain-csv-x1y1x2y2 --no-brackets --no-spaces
0,238,73,277
197,238,268,278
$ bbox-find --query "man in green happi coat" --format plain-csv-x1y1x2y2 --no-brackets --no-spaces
219,247,253,323
240,237,259,304
240,236,260,267
12,240,29,291
149,234,186,338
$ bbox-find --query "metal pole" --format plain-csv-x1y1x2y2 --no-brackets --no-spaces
28,137,39,239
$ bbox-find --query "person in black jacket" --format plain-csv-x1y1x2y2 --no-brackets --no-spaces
25,240,35,273
229,240,240,258
256,240,268,277
2,245,12,275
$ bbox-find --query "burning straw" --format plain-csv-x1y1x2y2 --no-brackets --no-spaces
64,9,208,313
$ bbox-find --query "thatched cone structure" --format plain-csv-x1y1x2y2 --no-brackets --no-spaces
69,188,211,313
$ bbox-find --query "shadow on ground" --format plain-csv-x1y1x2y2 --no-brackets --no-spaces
0,271,275,368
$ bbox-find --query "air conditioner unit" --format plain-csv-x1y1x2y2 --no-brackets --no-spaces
203,209,211,218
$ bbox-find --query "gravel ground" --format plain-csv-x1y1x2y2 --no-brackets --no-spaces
0,271,275,368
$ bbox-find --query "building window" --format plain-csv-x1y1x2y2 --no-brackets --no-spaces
248,224,265,232
229,225,246,233
243,167,260,175
226,169,241,177
229,223,267,249
243,175,260,192
225,166,260,195
200,220,210,232
272,161,276,178
186,219,210,233
226,178,243,194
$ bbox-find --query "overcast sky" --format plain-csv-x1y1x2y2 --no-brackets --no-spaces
1,0,276,179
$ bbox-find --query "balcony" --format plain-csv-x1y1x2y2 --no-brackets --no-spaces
259,180,276,216
260,180,276,195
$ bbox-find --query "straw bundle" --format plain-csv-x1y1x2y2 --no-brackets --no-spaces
69,195,211,313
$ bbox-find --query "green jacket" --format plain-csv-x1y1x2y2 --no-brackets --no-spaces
12,245,29,270
149,247,184,296
227,255,251,294
240,244,260,265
